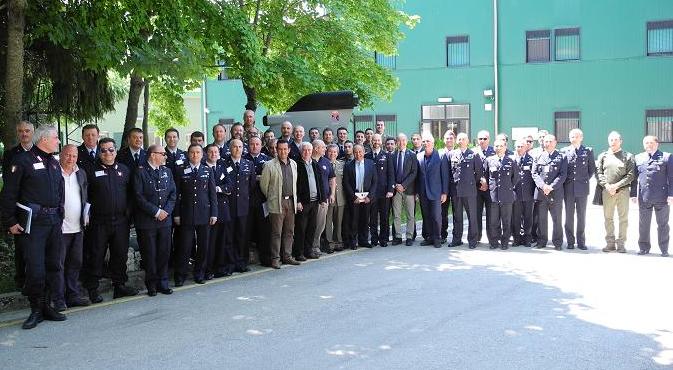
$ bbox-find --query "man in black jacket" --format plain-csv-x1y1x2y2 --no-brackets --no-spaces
293,142,324,259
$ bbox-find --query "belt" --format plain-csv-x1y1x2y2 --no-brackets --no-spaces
38,207,60,215
283,196,293,200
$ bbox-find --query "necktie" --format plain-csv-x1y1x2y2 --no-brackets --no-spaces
134,152,139,164
397,152,403,183
90,150,95,160
235,162,240,172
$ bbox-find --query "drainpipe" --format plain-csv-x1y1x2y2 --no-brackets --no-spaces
493,0,499,134
202,79,208,140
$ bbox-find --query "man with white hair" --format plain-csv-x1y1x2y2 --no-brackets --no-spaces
561,129,595,250
293,142,323,259
417,133,449,248
532,134,567,250
311,140,335,253
391,133,418,246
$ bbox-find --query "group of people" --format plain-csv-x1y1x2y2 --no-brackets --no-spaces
1,111,672,331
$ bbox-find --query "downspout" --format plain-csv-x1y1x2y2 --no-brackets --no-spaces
493,0,499,134
202,79,208,141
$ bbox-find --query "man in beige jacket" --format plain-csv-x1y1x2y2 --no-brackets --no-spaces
260,139,301,268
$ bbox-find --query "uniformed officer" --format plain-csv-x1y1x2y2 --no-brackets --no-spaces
211,123,229,158
448,133,485,248
165,128,187,172
1,124,66,329
440,130,456,243
484,139,520,250
630,135,673,257
224,139,255,271
474,130,495,243
532,134,568,250
512,139,536,247
85,137,139,303
244,137,272,266
224,123,249,156
561,129,596,250
133,144,177,296
529,129,548,244
173,144,218,285
365,134,394,247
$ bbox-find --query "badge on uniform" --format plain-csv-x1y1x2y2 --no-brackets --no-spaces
33,162,45,170
544,165,550,172
226,167,233,173
184,168,192,174
117,171,123,177
176,160,184,166
490,166,497,172
523,166,531,170
220,173,225,180
95,170,106,177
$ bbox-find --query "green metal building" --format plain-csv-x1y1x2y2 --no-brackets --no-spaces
204,0,673,153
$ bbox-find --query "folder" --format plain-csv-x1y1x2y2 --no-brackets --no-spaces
15,202,32,234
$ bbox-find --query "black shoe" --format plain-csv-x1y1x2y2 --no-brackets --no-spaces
53,301,67,312
235,266,251,273
638,250,649,255
158,287,173,295
567,245,575,250
489,244,499,250
535,244,546,249
433,242,441,248
194,278,206,284
392,238,403,246
380,243,388,247
501,244,509,250
351,246,358,250
440,238,447,244
405,239,413,246
554,246,562,251
214,272,232,278
662,252,669,257
147,288,157,297
468,243,477,249
88,289,103,304
371,240,379,247
361,243,372,248
420,240,433,246
66,297,90,308
578,245,587,250
295,255,307,262
113,284,139,299
205,273,214,280
449,240,463,248
174,279,184,287
42,304,66,322
523,243,532,248
22,310,43,330
306,253,319,259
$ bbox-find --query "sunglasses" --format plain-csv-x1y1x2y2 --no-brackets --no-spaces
100,148,116,153
151,152,167,156
478,138,488,141
527,140,533,143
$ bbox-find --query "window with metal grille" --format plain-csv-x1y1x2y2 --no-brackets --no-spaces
353,114,374,133
421,104,470,140
555,28,580,61
646,109,673,143
647,20,673,56
375,114,398,139
554,111,580,142
374,52,397,69
446,36,470,67
526,30,551,63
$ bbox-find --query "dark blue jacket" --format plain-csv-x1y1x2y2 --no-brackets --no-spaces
209,160,233,223
87,161,131,225
532,150,567,201
117,147,147,173
174,163,217,225
416,149,449,201
365,149,394,198
77,143,99,175
343,159,378,202
514,153,535,202
630,150,673,203
165,147,187,172
449,148,484,197
223,157,256,217
133,163,176,229
392,149,418,195
484,155,520,203
561,145,596,197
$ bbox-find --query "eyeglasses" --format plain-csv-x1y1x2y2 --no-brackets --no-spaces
478,138,488,141
100,148,116,153
526,140,533,143
151,152,167,156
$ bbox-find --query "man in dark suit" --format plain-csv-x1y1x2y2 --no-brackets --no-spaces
532,134,568,250
474,130,495,243
245,137,272,266
561,129,596,250
391,134,418,246
165,128,186,172
631,135,673,257
417,133,449,248
289,125,305,162
117,127,147,173
293,142,323,259
76,124,100,174
449,133,486,248
365,134,394,247
211,123,229,158
512,139,536,247
484,139,520,250
440,130,456,243
343,144,377,249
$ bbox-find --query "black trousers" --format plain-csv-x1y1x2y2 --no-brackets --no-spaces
369,197,390,244
441,196,452,240
488,202,513,247
176,224,210,281
52,232,84,303
293,200,318,257
536,196,563,248
531,201,540,242
249,200,271,266
137,227,172,290
13,234,26,291
452,195,478,245
208,221,238,275
348,202,371,247
231,214,250,268
477,190,491,241
564,194,588,247
638,201,670,253
18,215,62,301
512,199,534,245
84,222,130,290
420,196,442,243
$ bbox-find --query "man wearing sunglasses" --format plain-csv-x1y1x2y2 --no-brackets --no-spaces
474,130,495,243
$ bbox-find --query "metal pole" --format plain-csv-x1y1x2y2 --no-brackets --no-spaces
493,0,499,135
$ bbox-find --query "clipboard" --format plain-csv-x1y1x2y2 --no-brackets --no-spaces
355,192,369,200
16,202,33,234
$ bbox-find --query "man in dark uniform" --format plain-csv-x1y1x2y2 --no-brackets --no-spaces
474,130,495,243
532,134,568,250
631,135,673,257
133,144,176,296
449,133,485,248
173,144,218,285
85,137,139,303
365,134,394,247
205,144,235,276
212,123,229,158
336,127,349,159
76,124,100,174
165,128,187,172
117,127,147,172
561,129,596,250
512,139,536,247
484,139,520,250
224,139,255,271
289,125,305,162
1,124,66,329
2,120,34,292
224,123,249,156
440,130,456,243
343,144,377,249
245,137,272,266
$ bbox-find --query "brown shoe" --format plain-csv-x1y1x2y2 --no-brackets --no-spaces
602,246,616,252
270,261,281,269
282,258,301,265
616,247,627,253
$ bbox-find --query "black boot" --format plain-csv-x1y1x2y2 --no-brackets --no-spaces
22,298,43,330
113,284,139,299
42,299,66,322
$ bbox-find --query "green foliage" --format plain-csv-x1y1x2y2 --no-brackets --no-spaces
149,81,190,135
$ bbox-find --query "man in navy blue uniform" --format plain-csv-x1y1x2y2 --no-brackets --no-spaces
631,135,673,257
484,139,520,250
173,144,218,285
449,133,485,248
474,130,495,242
512,138,536,247
440,130,456,243
532,134,568,250
76,124,100,174
211,123,229,158
416,133,449,248
365,134,394,247
561,129,596,250
224,139,256,271
133,144,176,296
245,137,272,266
117,127,147,172
343,144,378,249
1,125,66,329
84,137,139,303
165,128,187,172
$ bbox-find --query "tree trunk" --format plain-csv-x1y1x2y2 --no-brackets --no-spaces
242,81,257,112
2,0,27,150
123,72,145,146
142,80,149,148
